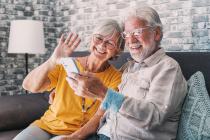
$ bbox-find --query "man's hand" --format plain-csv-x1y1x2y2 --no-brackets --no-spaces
66,72,108,101
49,33,81,66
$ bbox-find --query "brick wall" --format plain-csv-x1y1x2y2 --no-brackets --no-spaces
0,0,210,95
0,0,56,95
57,0,210,51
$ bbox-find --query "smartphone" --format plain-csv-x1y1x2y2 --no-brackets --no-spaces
60,57,80,76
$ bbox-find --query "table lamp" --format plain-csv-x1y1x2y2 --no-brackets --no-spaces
8,20,45,75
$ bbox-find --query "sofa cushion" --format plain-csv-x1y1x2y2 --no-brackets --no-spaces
0,93,49,131
177,71,210,139
0,129,22,140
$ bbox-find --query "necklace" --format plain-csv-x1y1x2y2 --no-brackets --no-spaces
81,56,97,113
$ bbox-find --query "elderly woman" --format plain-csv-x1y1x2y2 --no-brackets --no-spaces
13,19,124,140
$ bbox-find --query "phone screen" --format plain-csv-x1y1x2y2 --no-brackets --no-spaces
60,57,80,76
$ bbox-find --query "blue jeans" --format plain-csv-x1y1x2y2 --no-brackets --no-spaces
86,134,110,140
13,125,55,140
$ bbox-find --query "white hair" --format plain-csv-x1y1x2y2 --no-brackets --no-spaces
122,6,163,44
93,19,124,51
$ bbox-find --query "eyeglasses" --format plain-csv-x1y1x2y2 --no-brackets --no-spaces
121,26,153,39
92,34,117,50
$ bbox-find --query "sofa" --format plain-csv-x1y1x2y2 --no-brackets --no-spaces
0,51,210,140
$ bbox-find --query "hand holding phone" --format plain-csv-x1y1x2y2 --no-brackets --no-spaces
59,57,80,76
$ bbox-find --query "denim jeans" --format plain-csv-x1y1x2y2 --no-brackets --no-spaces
13,125,54,140
86,134,110,140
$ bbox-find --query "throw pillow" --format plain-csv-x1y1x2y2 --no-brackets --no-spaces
177,71,210,140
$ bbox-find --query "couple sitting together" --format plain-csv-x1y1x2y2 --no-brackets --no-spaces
14,6,187,140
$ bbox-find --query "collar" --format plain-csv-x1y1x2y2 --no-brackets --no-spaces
142,48,166,67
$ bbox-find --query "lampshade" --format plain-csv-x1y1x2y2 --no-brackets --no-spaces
8,20,45,54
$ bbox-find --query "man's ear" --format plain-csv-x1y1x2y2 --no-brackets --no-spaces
154,27,162,42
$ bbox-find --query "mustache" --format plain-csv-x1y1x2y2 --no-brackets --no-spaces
127,42,142,48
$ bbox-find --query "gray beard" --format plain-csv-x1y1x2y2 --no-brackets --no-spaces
131,44,156,63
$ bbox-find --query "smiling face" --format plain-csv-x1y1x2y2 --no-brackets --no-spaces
89,31,120,62
124,16,160,62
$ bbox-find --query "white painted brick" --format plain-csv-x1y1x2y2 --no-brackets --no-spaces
167,2,183,10
183,44,193,50
182,1,192,8
177,24,192,31
194,7,208,14
0,8,5,14
152,0,169,5
182,16,191,23
198,36,209,43
167,17,178,24
25,6,32,11
197,22,206,29
17,11,24,16
63,10,69,16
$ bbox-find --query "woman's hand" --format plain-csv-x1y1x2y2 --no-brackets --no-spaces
49,33,81,65
66,72,108,101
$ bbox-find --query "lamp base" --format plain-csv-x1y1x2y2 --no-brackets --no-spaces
25,53,28,94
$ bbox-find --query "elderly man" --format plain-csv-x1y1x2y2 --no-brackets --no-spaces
67,6,187,140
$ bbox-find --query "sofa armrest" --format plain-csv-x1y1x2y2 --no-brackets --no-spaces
0,93,49,131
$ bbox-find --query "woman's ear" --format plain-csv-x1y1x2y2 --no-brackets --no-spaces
154,27,162,42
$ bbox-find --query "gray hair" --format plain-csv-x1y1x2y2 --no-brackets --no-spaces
93,19,124,52
123,6,163,45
